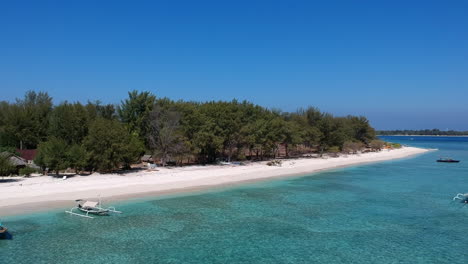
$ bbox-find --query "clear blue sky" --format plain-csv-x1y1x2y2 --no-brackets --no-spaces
1,0,467,130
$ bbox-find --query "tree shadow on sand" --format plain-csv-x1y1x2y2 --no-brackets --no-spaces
0,178,23,183
114,167,148,175
48,173,80,179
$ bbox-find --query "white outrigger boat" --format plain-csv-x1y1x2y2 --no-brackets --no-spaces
453,193,468,204
65,198,122,219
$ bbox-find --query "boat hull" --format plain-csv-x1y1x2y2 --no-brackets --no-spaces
78,207,109,216
0,227,7,239
437,160,460,163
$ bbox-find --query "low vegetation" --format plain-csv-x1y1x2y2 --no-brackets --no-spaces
0,155,16,176
266,160,282,167
387,142,402,149
18,167,38,177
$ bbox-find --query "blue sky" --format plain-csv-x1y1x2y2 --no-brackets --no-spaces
1,0,467,130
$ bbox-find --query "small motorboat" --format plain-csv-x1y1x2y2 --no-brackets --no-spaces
453,193,468,203
65,198,122,219
0,221,8,239
437,157,460,163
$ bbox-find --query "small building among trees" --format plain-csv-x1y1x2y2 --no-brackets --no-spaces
17,149,38,164
0,152,28,175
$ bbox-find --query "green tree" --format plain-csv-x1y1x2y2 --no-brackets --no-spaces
192,118,224,163
242,118,269,160
303,126,322,148
282,120,304,157
264,117,287,158
0,154,16,176
0,102,16,148
118,90,156,146
84,118,144,172
35,137,69,175
347,116,376,144
67,144,88,174
86,101,117,121
148,106,188,166
122,134,145,170
3,91,53,149
34,148,47,174
48,102,89,145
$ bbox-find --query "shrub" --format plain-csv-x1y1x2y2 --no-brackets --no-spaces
19,167,39,176
343,141,365,154
267,160,282,166
328,146,340,153
370,140,385,151
0,155,16,176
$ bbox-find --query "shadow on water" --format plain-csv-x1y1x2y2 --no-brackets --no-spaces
1,231,13,240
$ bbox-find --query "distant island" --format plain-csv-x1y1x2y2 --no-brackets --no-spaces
377,129,468,136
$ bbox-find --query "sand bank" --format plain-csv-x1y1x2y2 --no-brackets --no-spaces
0,147,432,216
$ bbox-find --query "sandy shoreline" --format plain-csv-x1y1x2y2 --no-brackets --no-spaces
0,147,432,217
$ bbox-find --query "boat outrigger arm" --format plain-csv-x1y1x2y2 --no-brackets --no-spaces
65,198,122,219
453,193,468,203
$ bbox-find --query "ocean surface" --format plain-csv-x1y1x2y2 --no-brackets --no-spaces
1,136,468,263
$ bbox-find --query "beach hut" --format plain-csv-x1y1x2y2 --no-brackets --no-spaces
0,151,40,173
141,154,153,163
17,149,38,164
0,152,28,167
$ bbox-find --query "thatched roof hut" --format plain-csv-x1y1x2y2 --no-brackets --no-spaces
0,152,28,167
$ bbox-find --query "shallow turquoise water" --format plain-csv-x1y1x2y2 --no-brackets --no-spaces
2,136,468,263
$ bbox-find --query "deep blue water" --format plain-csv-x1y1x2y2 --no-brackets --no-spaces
2,136,468,263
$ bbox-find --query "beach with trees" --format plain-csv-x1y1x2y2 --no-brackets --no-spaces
0,90,430,214
1,90,378,174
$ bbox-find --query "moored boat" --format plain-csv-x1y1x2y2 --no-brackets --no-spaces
77,200,110,216
453,193,468,203
65,198,122,219
0,221,7,239
437,157,460,163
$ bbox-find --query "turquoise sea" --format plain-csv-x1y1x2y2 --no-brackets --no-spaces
1,136,468,263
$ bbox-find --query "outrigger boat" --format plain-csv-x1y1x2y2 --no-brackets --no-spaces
65,198,122,219
453,193,468,204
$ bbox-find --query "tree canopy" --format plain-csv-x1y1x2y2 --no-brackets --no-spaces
1,90,378,173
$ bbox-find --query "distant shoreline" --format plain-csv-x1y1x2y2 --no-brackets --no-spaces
0,147,433,217
378,135,468,137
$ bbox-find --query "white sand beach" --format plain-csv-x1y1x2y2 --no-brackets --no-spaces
0,147,431,216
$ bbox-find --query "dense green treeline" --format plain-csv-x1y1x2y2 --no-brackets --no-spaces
0,91,376,173
377,129,468,136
